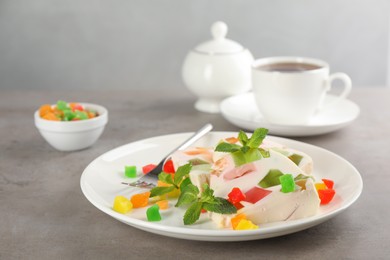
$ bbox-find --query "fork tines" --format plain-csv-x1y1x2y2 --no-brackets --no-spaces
121,181,156,189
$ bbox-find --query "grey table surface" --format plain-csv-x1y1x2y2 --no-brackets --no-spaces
1,88,389,259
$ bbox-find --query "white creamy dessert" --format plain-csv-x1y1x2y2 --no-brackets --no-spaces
170,133,320,228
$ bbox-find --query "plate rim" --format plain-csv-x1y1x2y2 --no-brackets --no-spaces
80,131,363,241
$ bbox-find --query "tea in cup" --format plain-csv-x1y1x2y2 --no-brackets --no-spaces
251,56,352,125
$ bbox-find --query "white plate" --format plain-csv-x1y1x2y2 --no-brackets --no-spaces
80,132,363,241
220,93,360,137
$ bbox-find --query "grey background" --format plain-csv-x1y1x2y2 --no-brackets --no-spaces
0,0,389,90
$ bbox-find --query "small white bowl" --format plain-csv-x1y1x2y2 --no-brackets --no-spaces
34,103,108,151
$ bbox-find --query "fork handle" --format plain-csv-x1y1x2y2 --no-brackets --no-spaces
150,123,213,175
176,123,213,151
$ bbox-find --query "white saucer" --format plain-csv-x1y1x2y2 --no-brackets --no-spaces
220,93,360,137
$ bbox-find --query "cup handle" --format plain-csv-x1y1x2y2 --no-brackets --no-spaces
322,72,352,110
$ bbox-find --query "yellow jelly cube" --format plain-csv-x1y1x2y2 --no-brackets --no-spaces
231,213,247,230
113,196,133,214
235,219,258,230
315,183,327,191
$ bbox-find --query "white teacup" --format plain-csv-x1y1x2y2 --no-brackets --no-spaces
252,56,352,125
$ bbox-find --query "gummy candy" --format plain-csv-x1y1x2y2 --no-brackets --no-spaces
39,101,98,121
244,186,272,204
316,179,336,205
113,196,133,214
322,179,334,189
231,213,247,230
142,164,157,174
279,174,295,193
288,153,303,165
315,183,327,191
227,187,246,204
163,159,175,173
130,192,150,208
318,189,336,205
39,104,53,117
156,200,169,210
146,204,161,221
259,169,283,188
125,165,137,178
235,219,258,230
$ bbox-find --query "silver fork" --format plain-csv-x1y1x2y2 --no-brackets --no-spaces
121,123,213,189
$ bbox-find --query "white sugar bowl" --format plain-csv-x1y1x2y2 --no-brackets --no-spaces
182,21,254,113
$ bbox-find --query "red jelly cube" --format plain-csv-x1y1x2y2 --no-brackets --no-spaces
142,164,157,174
228,187,246,204
244,187,272,204
318,189,336,205
322,179,334,189
163,159,175,173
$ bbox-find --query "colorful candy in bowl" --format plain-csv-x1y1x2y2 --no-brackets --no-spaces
34,101,108,151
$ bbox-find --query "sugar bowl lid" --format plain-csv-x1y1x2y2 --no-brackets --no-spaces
194,21,244,54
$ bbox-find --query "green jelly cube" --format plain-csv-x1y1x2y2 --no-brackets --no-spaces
63,110,75,121
125,165,137,178
288,153,303,165
74,111,88,120
57,100,68,111
259,169,284,188
146,204,161,222
279,174,295,193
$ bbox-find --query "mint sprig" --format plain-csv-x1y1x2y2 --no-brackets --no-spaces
176,183,237,225
150,163,192,197
215,128,269,166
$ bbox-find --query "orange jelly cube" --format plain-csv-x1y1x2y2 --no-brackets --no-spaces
87,112,96,119
231,213,247,230
39,104,53,117
53,107,64,117
130,192,151,208
156,200,169,210
42,112,60,121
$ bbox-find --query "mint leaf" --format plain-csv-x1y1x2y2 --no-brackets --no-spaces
175,184,199,207
174,163,192,185
183,202,203,225
180,184,238,225
179,177,192,190
215,142,241,153
231,150,247,167
203,197,237,214
199,184,215,204
247,128,268,149
240,145,250,154
158,172,174,185
238,130,249,146
244,148,262,163
150,186,175,197
217,128,269,167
